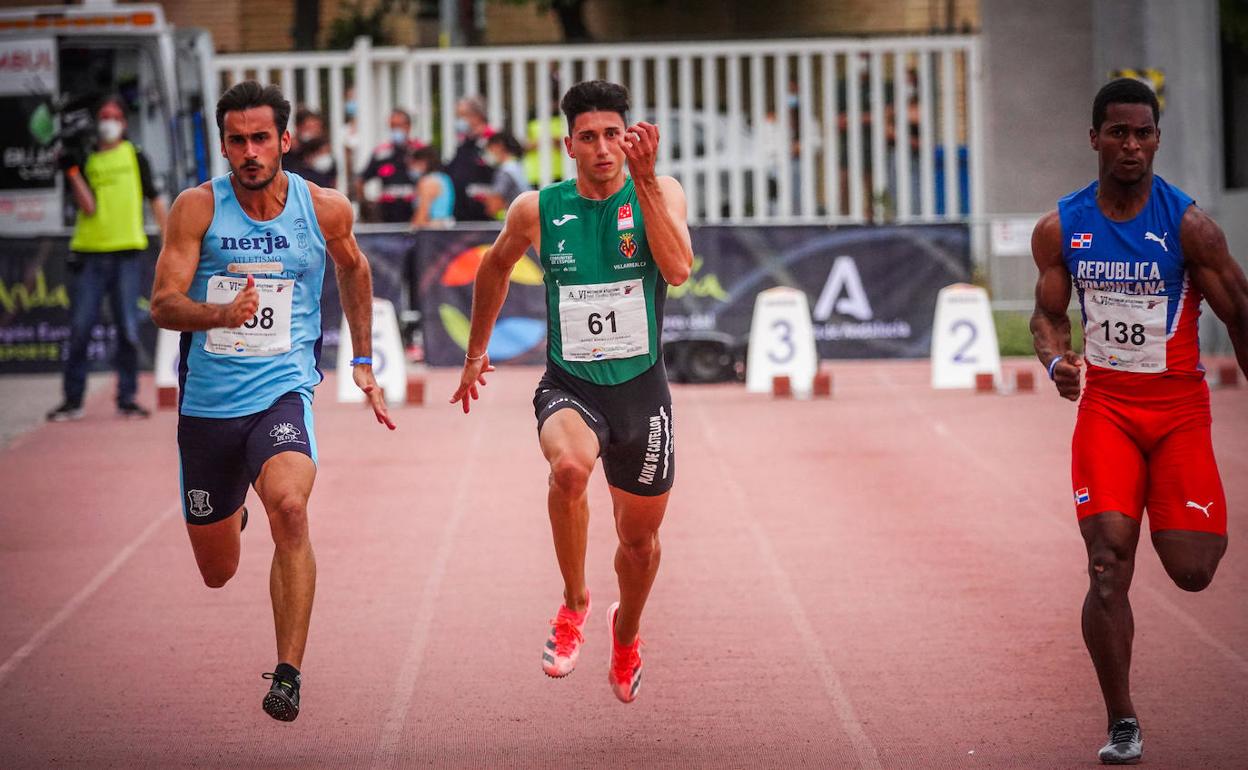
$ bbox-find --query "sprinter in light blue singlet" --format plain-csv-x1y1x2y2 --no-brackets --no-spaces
150,81,393,724
179,170,327,418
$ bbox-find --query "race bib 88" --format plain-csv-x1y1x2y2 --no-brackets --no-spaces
204,276,295,357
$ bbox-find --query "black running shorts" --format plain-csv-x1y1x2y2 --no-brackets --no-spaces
177,392,317,524
533,360,675,496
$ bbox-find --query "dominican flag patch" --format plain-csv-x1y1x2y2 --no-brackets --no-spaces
1075,487,1091,505
1070,233,1093,249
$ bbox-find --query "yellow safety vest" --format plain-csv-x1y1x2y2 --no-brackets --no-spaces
524,116,566,185
69,140,148,253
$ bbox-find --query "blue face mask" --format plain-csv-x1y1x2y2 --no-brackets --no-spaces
391,129,408,145
454,118,470,136
345,100,358,118
787,94,799,110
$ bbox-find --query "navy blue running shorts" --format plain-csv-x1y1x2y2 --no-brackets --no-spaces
533,360,674,496
177,392,317,524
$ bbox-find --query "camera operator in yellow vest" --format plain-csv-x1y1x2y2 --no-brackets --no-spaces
48,97,168,422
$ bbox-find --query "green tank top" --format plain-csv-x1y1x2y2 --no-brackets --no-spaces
538,177,666,385
70,141,148,253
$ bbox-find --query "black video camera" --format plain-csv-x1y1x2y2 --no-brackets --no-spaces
49,93,98,171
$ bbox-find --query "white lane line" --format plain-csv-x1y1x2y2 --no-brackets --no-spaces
688,398,883,770
873,369,1248,677
0,505,175,686
372,421,484,769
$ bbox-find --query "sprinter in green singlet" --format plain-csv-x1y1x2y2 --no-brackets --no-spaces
450,81,692,704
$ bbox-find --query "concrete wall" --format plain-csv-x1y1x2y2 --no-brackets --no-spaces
1093,0,1223,215
980,0,1094,216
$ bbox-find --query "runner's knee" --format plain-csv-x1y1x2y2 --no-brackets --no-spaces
619,531,659,565
550,455,591,496
1087,548,1132,598
266,495,309,547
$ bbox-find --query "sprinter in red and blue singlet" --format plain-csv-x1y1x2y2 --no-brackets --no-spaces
1030,78,1248,765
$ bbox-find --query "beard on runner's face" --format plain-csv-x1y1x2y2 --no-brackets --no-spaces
235,157,279,190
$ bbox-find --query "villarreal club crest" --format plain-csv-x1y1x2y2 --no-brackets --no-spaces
618,232,638,258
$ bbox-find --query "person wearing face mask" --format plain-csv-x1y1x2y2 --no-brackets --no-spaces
285,110,338,190
477,131,531,220
48,96,168,422
408,146,455,229
356,108,426,223
290,136,338,189
445,94,497,222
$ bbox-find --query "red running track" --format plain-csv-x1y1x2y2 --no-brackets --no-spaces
0,361,1245,768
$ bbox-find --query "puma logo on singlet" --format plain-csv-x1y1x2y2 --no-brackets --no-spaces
1145,231,1169,252
1185,500,1213,517
552,214,578,226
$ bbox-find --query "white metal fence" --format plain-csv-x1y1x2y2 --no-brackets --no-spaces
214,35,980,226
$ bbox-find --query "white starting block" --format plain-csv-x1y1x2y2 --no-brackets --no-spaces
336,297,407,404
154,328,181,409
930,283,1001,389
746,286,819,397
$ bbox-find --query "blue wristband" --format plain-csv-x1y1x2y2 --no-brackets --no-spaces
350,356,373,366
1047,355,1062,380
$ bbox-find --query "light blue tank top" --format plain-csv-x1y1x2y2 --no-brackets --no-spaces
179,172,327,417
425,170,455,221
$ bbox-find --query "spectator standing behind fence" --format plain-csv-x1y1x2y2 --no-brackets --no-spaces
47,97,168,422
408,146,455,229
356,108,425,223
478,131,531,220
446,95,497,222
286,109,337,189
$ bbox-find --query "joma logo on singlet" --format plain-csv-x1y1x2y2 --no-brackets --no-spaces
219,231,290,255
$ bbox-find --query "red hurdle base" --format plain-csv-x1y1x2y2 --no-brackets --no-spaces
772,375,793,398
813,370,833,398
406,376,426,405
156,386,178,410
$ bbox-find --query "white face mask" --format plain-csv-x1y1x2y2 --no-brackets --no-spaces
98,119,124,143
309,153,333,173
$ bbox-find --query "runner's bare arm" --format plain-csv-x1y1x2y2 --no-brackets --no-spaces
314,184,396,430
1181,206,1248,377
449,190,539,413
151,184,259,331
1030,210,1082,401
622,122,693,286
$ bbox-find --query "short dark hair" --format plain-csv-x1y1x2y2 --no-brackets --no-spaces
411,145,443,172
391,108,411,127
216,80,291,136
295,107,323,129
96,95,127,118
560,80,629,132
487,130,524,158
1092,78,1159,131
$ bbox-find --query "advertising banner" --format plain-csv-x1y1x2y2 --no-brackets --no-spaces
418,224,971,365
2,225,969,374
0,37,61,233
0,236,158,374
415,228,549,366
